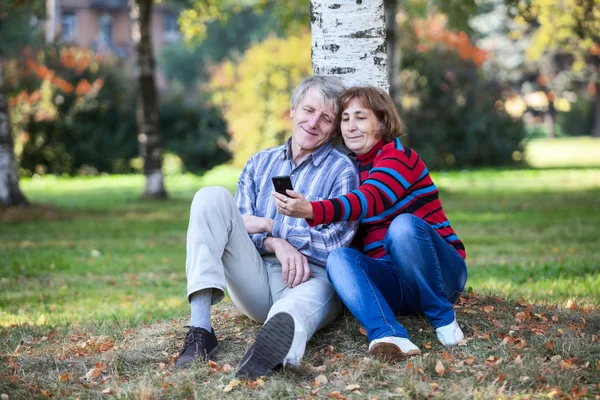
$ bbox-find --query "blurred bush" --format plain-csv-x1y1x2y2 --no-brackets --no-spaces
399,17,526,169
8,46,137,176
7,45,229,176
159,90,230,173
555,95,594,137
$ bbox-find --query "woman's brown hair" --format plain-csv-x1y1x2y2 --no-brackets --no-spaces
338,86,405,142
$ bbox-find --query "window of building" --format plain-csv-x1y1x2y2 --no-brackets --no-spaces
163,13,180,42
61,11,77,41
99,12,113,46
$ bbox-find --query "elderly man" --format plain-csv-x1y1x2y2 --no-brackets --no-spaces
176,76,359,378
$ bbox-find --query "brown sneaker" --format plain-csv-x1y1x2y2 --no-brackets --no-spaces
175,326,219,369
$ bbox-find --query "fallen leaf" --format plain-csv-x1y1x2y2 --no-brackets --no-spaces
207,360,218,368
58,373,69,382
314,374,328,386
464,356,476,365
514,355,523,366
223,378,241,392
345,384,360,391
222,364,234,373
359,326,367,336
328,391,345,399
435,360,445,377
424,342,432,349
101,388,112,394
566,299,577,310
483,305,494,313
485,356,502,366
545,341,554,351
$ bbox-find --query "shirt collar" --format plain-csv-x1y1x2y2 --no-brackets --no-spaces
281,138,334,167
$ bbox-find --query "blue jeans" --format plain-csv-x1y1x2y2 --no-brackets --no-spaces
327,214,467,340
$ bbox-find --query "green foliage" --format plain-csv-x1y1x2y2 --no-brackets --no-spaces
507,0,600,72
7,46,138,176
0,0,45,57
8,45,230,176
556,94,594,136
178,0,309,44
208,33,312,167
159,91,230,173
400,33,526,169
159,8,282,87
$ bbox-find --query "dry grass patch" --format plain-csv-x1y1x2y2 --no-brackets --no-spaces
2,293,599,399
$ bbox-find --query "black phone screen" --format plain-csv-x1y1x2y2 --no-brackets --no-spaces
272,176,293,196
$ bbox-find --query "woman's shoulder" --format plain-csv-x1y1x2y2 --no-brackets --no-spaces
378,138,420,160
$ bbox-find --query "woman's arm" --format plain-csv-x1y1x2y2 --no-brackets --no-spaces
274,144,430,226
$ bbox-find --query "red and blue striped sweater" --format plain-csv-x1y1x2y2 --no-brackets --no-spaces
307,138,466,260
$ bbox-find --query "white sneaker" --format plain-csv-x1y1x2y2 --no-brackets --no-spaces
436,319,464,346
368,337,421,361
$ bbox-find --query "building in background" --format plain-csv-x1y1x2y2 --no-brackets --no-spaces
45,0,179,84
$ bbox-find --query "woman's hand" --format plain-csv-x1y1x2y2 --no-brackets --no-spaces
273,190,314,219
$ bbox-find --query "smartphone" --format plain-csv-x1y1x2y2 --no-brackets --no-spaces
272,175,294,196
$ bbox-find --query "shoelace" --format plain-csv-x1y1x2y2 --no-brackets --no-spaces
182,326,204,347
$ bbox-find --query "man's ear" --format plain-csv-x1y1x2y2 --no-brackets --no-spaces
290,107,295,118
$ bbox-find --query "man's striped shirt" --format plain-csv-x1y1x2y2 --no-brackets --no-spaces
307,139,466,260
235,140,360,267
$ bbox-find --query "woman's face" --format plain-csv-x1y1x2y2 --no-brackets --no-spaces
341,98,383,156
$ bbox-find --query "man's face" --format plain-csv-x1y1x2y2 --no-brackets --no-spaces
289,88,337,154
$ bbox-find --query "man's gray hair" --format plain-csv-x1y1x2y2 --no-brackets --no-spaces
290,76,346,115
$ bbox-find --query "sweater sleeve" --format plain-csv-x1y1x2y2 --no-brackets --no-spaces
307,145,427,226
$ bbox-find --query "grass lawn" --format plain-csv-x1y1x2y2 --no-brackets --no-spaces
1,167,599,399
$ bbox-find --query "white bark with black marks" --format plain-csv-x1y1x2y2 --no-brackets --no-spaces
311,0,388,91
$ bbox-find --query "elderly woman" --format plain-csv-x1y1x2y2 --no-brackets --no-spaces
273,86,467,361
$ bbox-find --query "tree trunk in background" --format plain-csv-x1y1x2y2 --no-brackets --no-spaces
384,0,401,106
130,0,167,198
0,61,29,207
593,82,600,138
544,96,556,138
311,0,388,91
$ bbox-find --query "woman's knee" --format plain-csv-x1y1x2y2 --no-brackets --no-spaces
326,248,359,279
390,213,424,235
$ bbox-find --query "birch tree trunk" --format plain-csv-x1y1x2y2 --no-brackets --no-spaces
130,0,167,198
0,60,29,207
311,0,388,91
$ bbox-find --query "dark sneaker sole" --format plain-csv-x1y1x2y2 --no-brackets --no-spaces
369,342,421,362
236,312,295,379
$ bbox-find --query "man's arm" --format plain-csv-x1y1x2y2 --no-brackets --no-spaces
234,156,273,253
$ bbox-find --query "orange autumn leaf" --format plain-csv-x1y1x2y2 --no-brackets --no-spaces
435,360,445,377
59,372,69,382
75,79,93,96
482,305,494,313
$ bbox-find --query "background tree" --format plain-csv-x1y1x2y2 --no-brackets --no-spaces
506,0,600,137
0,0,44,207
130,0,166,198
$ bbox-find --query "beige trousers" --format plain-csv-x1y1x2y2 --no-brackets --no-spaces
185,186,342,365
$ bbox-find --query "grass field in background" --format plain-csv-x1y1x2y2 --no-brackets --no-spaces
1,167,599,398
525,136,600,168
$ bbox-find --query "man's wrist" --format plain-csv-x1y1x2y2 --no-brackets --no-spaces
264,218,274,234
